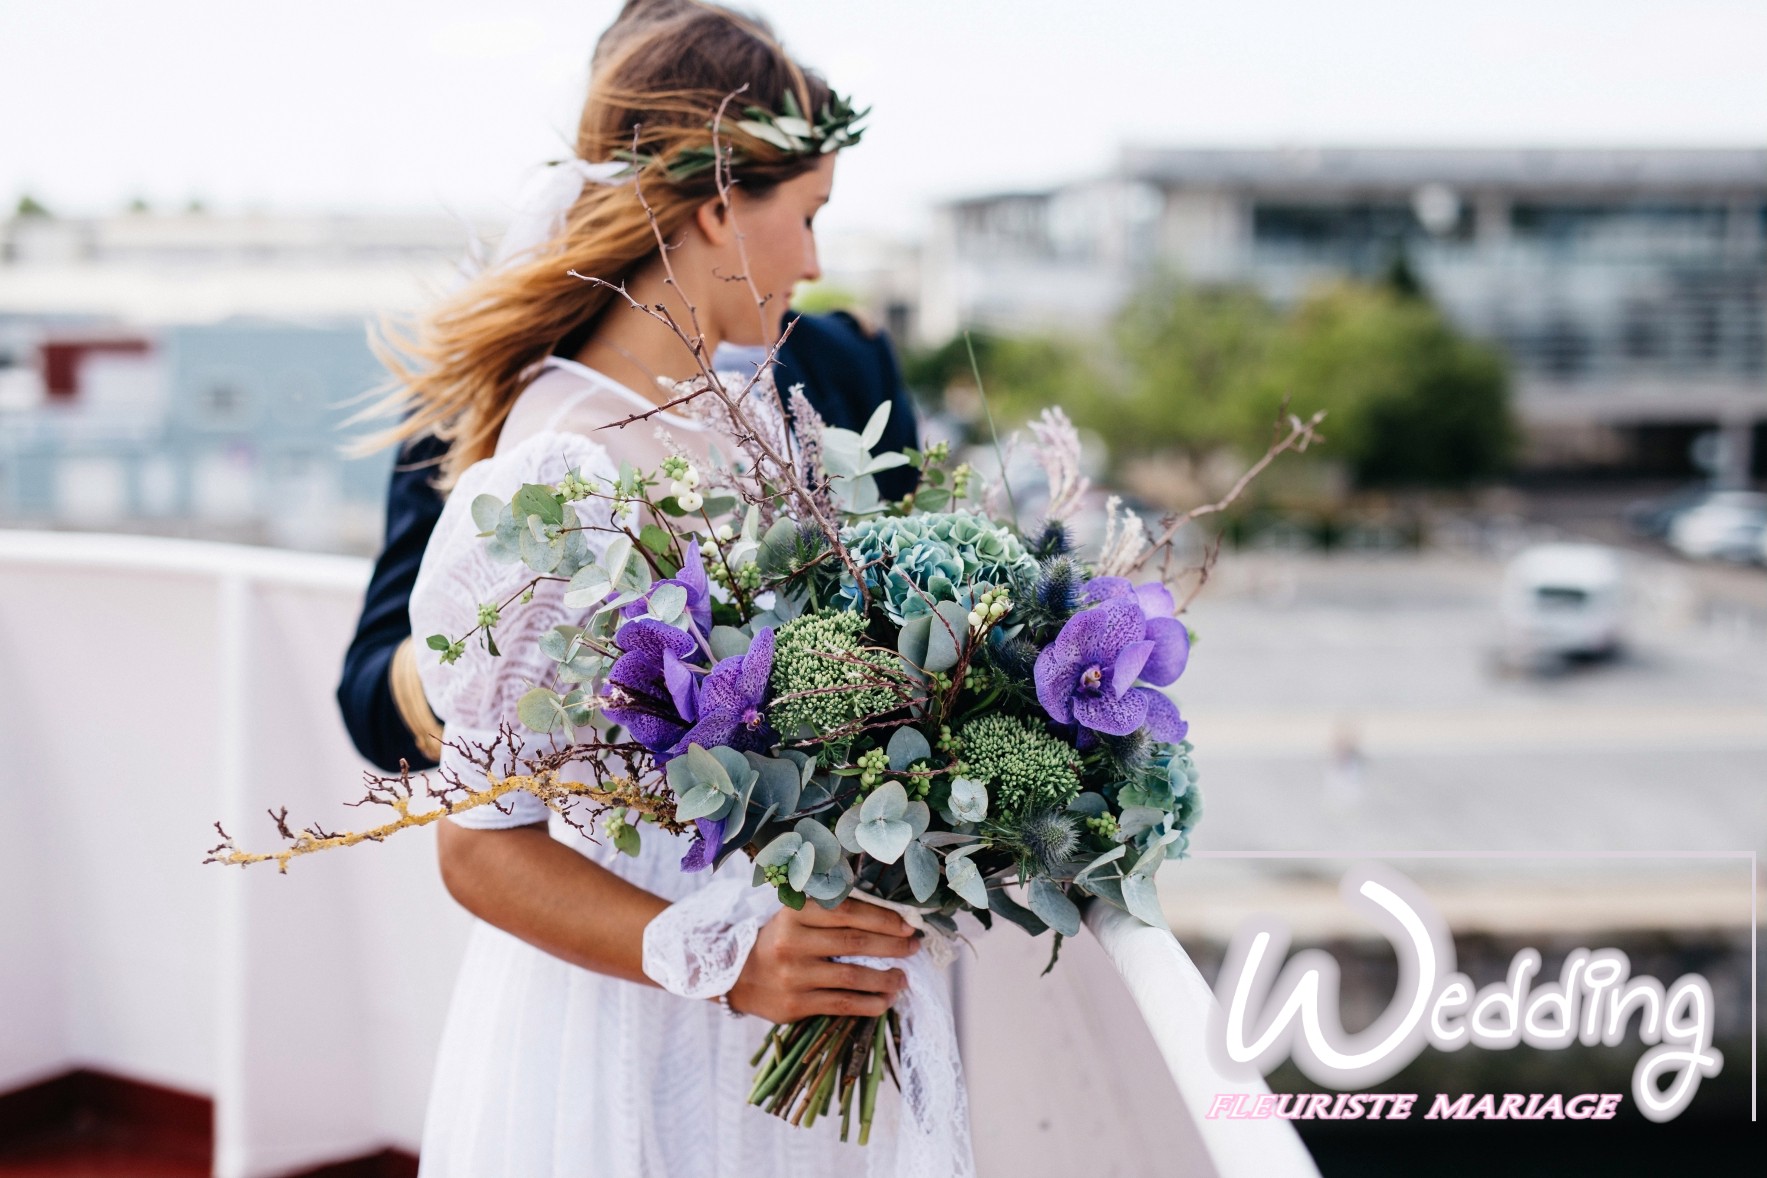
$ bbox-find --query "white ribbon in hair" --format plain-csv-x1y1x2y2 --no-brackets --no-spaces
490,158,635,270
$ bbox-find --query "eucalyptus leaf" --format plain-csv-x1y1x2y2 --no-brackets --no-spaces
516,687,567,733
834,805,864,854
860,401,892,450
1073,843,1127,886
885,726,931,772
1066,791,1109,818
854,816,913,864
803,857,853,903
794,817,842,871
859,780,908,823
924,600,971,673
519,525,563,574
470,494,504,534
986,886,1048,935
709,625,752,661
714,803,776,870
944,852,989,909
648,582,688,624
676,781,732,823
1121,871,1169,931
743,752,804,817
904,840,940,902
787,839,816,892
897,613,932,670
917,831,980,849
755,831,805,869
684,743,734,796
1027,877,1082,937
948,777,988,823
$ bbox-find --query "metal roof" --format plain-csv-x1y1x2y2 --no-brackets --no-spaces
1119,145,1767,193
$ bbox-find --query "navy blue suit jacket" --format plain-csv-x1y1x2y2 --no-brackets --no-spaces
337,309,920,772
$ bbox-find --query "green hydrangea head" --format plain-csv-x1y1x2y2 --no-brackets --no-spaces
837,511,1039,624
957,712,1081,819
767,611,901,739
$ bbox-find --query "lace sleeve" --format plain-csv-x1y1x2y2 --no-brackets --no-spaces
408,430,620,829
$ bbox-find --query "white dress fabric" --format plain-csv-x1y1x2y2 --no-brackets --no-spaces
408,358,974,1178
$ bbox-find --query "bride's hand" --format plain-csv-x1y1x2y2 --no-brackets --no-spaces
726,898,922,1022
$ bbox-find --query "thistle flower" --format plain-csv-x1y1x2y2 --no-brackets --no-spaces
1008,808,1082,874
1029,518,1074,559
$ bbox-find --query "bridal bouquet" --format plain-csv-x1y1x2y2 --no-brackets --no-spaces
452,392,1202,1139
210,347,1317,1143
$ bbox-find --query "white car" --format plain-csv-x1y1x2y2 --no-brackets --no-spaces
1499,543,1626,662
1667,492,1767,562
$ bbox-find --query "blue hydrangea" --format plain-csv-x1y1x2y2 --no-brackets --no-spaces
836,511,1039,623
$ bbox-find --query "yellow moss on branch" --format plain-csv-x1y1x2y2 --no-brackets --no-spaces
209,769,684,874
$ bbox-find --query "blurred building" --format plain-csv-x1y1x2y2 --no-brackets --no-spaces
921,148,1767,482
0,207,477,549
0,319,394,550
0,208,467,324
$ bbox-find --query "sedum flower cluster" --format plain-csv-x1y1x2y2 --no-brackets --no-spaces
767,611,900,739
955,713,1081,820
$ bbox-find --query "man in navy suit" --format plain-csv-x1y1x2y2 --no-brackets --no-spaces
336,308,921,773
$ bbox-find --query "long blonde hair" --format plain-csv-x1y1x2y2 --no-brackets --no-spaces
365,0,834,490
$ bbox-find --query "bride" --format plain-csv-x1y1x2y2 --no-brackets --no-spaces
374,2,973,1175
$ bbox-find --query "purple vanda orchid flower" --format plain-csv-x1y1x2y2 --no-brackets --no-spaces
1078,575,1191,686
622,539,713,637
601,618,702,755
672,628,777,872
668,627,776,759
1034,596,1189,741
679,816,726,872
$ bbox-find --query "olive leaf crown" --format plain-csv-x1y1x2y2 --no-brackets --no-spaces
612,87,868,182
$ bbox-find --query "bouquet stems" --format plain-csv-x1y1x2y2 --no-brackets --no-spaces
747,1013,902,1143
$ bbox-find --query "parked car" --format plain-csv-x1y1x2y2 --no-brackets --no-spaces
1622,483,1716,539
1499,543,1626,664
1666,491,1767,562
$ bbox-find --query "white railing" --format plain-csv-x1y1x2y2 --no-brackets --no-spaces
0,529,1316,1178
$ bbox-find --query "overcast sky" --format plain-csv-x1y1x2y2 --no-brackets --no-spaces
4,0,1764,239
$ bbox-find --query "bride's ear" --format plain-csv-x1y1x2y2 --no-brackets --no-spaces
693,196,734,247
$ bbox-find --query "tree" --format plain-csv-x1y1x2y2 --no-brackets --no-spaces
1246,282,1515,488
908,273,1516,491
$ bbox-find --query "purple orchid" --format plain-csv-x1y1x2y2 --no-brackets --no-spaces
601,617,702,755
680,816,726,872
1077,576,1191,687
1034,591,1189,741
668,627,777,760
669,629,777,871
622,539,713,637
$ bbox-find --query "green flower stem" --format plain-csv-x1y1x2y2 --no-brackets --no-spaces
858,1014,888,1145
748,1016,824,1105
770,1017,837,1123
794,1022,851,1127
748,1022,783,1069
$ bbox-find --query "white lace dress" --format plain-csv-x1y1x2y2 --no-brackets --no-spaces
408,358,973,1178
